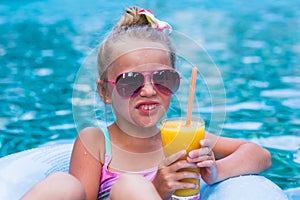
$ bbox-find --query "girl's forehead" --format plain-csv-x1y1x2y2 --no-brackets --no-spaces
110,41,170,63
107,48,171,77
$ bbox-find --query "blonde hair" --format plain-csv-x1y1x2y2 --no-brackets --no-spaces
97,6,176,79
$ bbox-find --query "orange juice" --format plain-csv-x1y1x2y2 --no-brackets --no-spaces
160,117,205,199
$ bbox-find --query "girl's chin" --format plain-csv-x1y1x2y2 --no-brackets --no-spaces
132,115,162,128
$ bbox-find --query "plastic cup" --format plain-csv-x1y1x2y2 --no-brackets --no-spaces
160,117,205,200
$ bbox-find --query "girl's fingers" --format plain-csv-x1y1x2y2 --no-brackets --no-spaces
188,139,215,163
172,168,200,180
188,139,214,157
197,160,215,167
188,155,212,162
159,152,199,172
188,146,212,158
200,139,212,148
159,150,187,167
163,166,200,191
171,160,198,172
169,179,199,191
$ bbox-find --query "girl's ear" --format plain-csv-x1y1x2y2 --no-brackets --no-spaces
96,78,112,104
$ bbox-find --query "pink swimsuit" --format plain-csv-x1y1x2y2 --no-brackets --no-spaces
97,127,158,199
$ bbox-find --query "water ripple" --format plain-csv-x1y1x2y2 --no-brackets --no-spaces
222,122,263,131
226,101,273,112
48,124,75,131
282,99,300,109
261,89,300,98
252,135,300,152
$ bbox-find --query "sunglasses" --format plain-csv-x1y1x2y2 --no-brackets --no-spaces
105,69,181,98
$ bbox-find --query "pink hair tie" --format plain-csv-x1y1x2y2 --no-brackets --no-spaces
138,9,172,34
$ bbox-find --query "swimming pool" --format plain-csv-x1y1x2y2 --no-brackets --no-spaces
0,0,299,199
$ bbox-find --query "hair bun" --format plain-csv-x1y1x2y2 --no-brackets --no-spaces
114,6,149,29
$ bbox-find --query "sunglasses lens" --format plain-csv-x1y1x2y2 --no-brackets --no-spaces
153,70,180,95
115,72,144,97
114,70,180,98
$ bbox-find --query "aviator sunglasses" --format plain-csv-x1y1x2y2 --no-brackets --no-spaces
105,69,181,98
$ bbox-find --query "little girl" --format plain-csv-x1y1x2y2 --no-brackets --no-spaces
22,6,271,200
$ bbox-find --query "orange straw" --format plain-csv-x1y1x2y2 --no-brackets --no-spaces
186,67,197,126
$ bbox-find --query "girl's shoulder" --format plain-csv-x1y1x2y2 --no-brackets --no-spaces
75,127,107,163
78,126,106,141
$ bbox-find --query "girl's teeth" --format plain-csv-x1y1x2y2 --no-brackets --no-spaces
141,104,156,110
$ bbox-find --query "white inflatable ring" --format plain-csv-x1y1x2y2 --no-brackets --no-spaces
0,143,288,200
0,143,72,199
200,175,288,200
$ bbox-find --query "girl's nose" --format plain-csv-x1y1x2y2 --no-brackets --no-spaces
139,78,157,97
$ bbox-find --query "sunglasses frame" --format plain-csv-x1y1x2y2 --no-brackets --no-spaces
105,68,181,98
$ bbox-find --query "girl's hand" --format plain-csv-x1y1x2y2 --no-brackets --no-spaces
187,139,218,184
152,150,200,200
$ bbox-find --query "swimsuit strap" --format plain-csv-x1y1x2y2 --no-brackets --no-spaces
102,127,112,155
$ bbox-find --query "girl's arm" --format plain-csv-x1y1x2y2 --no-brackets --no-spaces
207,133,272,183
69,127,105,200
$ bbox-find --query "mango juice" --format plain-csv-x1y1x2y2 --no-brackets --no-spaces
160,117,205,198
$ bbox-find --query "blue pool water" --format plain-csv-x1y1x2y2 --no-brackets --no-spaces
0,0,299,198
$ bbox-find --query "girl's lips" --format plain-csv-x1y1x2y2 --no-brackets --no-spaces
135,101,160,108
135,101,160,114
